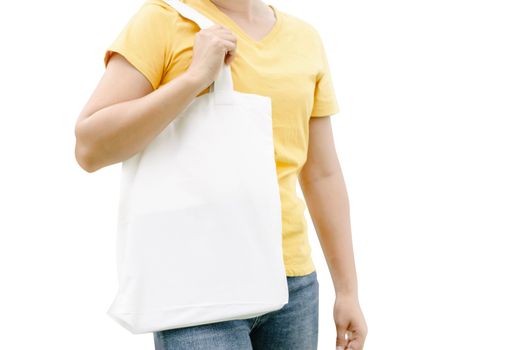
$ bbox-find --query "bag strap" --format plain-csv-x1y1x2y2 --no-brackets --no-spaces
162,0,234,101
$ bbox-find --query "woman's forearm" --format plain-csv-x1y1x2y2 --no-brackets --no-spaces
301,170,359,297
75,71,208,172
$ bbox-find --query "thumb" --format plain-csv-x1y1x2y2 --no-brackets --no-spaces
335,323,349,349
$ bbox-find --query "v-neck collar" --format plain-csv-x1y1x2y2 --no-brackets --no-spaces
183,0,283,47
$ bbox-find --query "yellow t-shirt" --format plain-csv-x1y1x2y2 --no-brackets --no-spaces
104,0,340,276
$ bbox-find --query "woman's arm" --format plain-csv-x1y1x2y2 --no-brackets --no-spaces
74,24,237,173
298,115,367,350
74,53,208,173
299,116,357,295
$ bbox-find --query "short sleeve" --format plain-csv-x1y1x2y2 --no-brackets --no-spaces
103,2,173,90
310,30,340,117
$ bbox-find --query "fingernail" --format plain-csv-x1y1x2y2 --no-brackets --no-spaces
336,347,344,350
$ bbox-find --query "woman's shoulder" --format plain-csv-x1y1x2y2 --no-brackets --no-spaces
276,9,320,41
274,7,320,37
133,0,187,25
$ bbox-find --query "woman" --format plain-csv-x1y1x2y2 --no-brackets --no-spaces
74,0,367,349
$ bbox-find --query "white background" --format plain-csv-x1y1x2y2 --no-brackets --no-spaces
1,0,524,349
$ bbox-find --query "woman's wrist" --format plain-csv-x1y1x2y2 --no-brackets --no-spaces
335,288,359,300
181,69,211,93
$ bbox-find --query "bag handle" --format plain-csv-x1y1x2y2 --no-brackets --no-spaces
162,0,235,102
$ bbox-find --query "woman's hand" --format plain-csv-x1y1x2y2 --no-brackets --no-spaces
186,24,237,88
334,292,367,350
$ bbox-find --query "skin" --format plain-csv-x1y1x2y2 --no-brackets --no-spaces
299,118,368,350
74,24,235,171
74,0,367,348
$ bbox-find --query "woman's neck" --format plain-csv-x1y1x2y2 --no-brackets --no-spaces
209,0,265,21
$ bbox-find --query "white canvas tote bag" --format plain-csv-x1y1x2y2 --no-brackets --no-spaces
106,0,289,334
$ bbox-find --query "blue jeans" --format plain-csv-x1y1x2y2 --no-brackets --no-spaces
153,270,319,349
